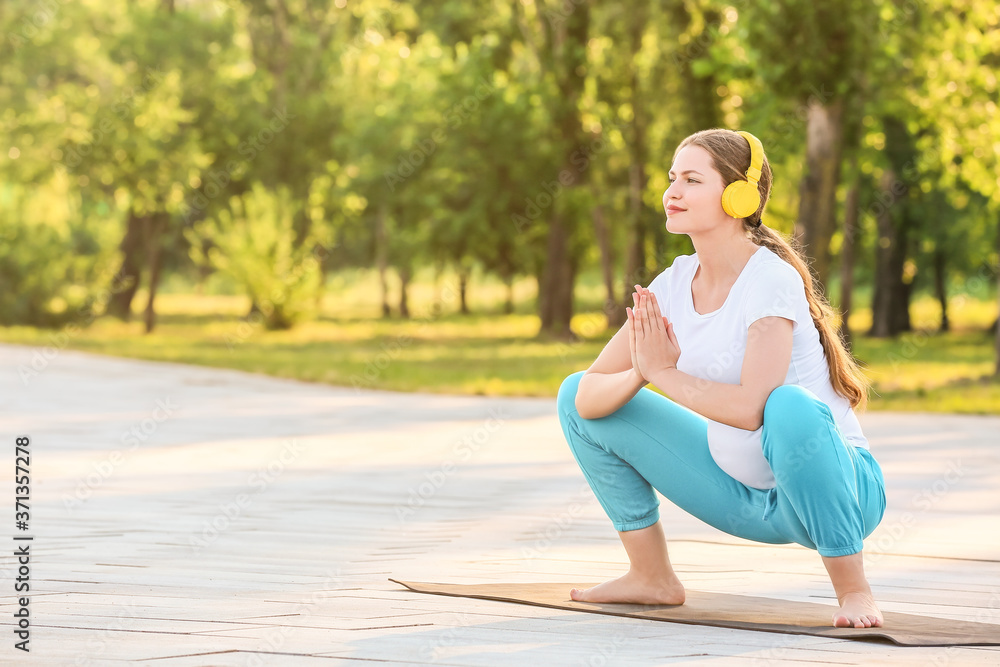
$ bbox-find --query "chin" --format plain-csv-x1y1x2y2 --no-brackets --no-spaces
665,217,692,235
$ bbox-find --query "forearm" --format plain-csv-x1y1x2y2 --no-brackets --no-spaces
575,369,648,419
648,367,763,430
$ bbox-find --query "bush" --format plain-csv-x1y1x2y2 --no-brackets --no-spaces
185,184,322,330
0,182,121,327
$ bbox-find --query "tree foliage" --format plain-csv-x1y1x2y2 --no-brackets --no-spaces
0,0,996,371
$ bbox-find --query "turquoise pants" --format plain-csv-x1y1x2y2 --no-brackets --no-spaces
557,371,886,557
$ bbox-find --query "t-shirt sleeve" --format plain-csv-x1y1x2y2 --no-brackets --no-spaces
743,261,804,329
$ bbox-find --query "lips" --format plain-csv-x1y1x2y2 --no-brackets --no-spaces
666,206,687,214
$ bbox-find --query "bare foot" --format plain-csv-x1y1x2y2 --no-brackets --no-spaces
570,571,685,606
833,591,883,628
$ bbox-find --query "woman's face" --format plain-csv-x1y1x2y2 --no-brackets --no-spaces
662,144,731,235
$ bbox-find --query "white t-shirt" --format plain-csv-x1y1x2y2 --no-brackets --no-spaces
646,245,868,490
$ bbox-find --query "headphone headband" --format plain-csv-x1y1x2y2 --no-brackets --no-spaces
737,131,763,185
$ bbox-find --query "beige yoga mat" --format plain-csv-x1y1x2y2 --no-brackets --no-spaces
390,579,1000,647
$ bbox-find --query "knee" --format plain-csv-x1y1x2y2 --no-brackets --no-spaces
762,385,835,466
557,371,587,416
764,384,828,425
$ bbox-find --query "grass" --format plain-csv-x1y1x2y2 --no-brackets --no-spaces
1,267,997,414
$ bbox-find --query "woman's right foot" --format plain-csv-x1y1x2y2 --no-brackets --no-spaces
570,571,685,606
833,591,883,628
822,553,883,628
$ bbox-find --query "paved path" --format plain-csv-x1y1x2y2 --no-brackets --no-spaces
1,343,999,665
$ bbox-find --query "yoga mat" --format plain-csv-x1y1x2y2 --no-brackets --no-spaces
390,579,1000,647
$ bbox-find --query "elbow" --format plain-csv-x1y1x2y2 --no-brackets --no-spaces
574,389,595,420
574,375,601,420
734,403,765,431
731,384,781,431
739,411,764,432
576,404,606,421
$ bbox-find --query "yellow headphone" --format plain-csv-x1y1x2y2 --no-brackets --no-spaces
721,131,764,220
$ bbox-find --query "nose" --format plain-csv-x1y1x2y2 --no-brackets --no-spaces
664,182,680,203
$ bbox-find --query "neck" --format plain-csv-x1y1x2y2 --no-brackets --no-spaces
689,224,760,284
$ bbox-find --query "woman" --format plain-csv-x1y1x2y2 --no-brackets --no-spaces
556,129,886,629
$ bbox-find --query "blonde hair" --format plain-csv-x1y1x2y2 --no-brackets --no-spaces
675,129,870,410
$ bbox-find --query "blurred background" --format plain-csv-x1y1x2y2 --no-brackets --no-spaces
1,0,998,412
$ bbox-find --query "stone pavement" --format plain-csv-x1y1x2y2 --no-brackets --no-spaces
1,343,998,665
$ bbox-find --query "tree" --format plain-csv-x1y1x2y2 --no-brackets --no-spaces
742,0,880,287
522,0,591,340
919,0,1000,373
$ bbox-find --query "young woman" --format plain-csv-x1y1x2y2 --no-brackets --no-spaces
556,129,886,629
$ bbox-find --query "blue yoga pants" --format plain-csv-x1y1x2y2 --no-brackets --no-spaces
557,371,886,557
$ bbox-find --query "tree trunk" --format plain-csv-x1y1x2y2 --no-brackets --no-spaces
375,202,390,317
314,243,327,311
869,169,897,338
670,2,724,135
838,173,860,346
398,265,411,319
143,212,168,334
539,215,576,338
195,262,210,295
795,97,845,289
890,215,913,335
503,273,515,315
537,1,588,341
458,266,470,315
933,247,949,333
106,207,145,320
621,4,649,332
869,169,913,337
592,203,620,329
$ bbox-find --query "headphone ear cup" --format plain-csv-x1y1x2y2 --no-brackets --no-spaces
721,181,761,218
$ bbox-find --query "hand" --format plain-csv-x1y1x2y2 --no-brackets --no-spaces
626,288,647,385
626,285,681,383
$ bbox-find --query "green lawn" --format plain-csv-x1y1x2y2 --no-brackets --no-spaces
1,268,997,414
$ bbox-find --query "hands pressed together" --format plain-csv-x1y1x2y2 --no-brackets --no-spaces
626,284,681,385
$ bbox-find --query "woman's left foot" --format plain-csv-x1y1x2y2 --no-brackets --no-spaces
833,591,883,628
